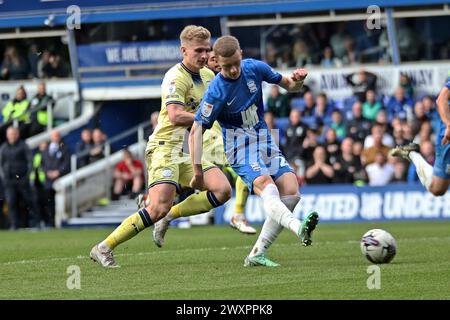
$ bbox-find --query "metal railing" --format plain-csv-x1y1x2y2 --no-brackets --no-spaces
54,120,151,227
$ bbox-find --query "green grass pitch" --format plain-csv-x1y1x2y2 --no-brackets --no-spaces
1,221,450,299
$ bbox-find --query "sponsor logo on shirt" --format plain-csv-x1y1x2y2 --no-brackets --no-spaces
201,102,214,117
168,81,176,94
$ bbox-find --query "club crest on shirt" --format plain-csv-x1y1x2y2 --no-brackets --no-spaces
201,102,214,117
162,168,173,178
247,80,257,93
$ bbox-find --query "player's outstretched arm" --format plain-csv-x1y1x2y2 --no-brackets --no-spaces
436,86,450,144
189,121,207,190
278,68,308,92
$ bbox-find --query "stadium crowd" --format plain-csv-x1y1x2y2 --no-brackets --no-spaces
265,71,439,188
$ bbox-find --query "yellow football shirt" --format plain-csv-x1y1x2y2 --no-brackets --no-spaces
149,62,215,148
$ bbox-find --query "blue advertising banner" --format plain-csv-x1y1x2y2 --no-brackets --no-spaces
214,183,450,224
77,41,181,67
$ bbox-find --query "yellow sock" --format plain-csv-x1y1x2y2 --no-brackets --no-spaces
104,209,152,250
171,191,221,219
234,177,249,214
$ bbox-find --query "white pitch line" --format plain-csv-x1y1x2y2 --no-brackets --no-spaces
1,236,449,266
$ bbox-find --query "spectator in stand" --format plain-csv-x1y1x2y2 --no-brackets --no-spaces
1,86,31,139
305,145,334,184
362,89,382,121
37,50,51,78
1,46,29,80
345,69,377,102
353,140,364,159
413,121,434,145
407,140,434,184
300,127,320,166
328,109,346,142
386,87,414,121
365,152,394,186
411,101,429,133
399,73,414,99
332,137,361,183
314,93,332,127
361,127,391,166
29,82,54,136
76,128,93,168
277,45,293,69
392,123,407,147
284,109,308,167
41,129,70,227
401,122,415,143
0,126,38,229
27,44,40,79
341,35,360,66
144,110,160,139
320,46,342,68
30,141,50,228
322,127,340,165
346,101,371,143
363,122,394,149
112,149,144,200
89,128,106,164
302,91,315,117
391,159,408,183
292,39,312,67
42,52,69,78
374,109,393,136
421,95,440,135
330,22,347,59
265,42,278,68
266,85,290,118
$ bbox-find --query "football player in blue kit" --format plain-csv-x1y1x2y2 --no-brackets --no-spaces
189,35,319,267
391,73,450,196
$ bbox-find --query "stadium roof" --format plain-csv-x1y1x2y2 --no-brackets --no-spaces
0,0,448,28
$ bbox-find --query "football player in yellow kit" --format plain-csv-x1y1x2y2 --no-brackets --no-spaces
90,26,232,267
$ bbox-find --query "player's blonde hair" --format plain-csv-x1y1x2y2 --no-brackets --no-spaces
213,35,241,58
180,25,211,45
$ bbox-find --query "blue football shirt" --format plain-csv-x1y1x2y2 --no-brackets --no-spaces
195,58,283,165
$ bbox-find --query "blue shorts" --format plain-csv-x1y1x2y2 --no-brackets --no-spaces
433,143,450,179
231,154,294,193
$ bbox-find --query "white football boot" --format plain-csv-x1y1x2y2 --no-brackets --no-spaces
230,214,257,235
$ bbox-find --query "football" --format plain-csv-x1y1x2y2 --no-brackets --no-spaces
360,229,397,264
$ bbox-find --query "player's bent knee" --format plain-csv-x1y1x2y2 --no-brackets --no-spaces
147,203,171,221
281,194,301,212
214,185,232,204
